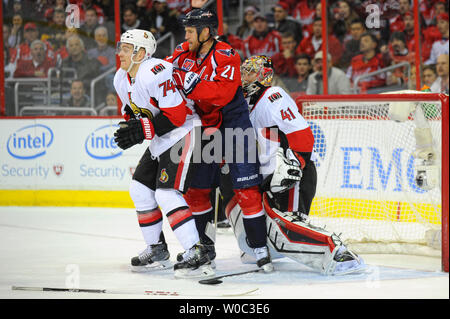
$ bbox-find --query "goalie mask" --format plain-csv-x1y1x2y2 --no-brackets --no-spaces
241,55,274,97
116,29,157,72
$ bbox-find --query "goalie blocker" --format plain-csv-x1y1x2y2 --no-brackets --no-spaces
224,192,365,275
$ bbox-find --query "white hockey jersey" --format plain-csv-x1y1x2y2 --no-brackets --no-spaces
114,58,200,157
248,86,314,178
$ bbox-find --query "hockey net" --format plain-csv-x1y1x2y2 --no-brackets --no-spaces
295,92,449,272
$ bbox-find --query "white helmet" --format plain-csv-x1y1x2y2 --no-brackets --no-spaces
119,29,157,58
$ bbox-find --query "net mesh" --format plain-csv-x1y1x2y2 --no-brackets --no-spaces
299,97,443,256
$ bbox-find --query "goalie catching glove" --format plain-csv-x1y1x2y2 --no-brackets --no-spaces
270,147,303,193
114,118,155,150
172,68,200,95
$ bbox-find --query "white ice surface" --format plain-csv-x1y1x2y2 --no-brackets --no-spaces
0,206,448,299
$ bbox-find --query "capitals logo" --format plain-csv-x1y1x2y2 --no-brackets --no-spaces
217,49,235,57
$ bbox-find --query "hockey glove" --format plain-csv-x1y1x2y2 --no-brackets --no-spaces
270,147,303,193
172,68,200,95
114,118,155,150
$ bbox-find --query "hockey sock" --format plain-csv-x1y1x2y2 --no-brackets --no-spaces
129,180,163,246
137,207,163,246
155,188,199,250
243,214,267,248
192,209,214,244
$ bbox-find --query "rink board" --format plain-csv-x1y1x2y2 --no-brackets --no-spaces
0,118,441,224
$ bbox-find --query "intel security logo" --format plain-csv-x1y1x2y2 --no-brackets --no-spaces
7,124,54,160
85,124,122,160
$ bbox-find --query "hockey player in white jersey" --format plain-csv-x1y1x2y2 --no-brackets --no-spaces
220,55,365,275
113,29,214,278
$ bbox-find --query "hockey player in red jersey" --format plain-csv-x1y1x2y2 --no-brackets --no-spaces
167,9,274,272
112,29,214,278
221,55,365,275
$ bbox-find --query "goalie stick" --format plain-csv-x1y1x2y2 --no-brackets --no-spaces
11,285,259,297
199,269,263,285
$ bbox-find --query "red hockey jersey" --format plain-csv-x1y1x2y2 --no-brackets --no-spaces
166,40,243,128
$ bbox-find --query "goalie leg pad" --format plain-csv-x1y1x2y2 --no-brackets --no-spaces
263,193,365,275
225,196,284,261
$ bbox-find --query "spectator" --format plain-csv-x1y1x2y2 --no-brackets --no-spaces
134,0,152,20
346,32,386,92
430,53,449,94
283,53,312,95
87,26,116,72
10,22,55,66
422,64,438,88
43,0,67,23
62,35,101,89
63,79,91,107
105,91,118,108
331,0,360,43
121,3,150,32
243,13,282,58
272,31,298,78
292,0,316,34
272,2,303,44
165,0,190,16
295,17,343,66
7,13,24,48
382,31,416,86
389,0,412,33
306,51,351,94
421,0,447,27
4,24,14,77
54,27,80,63
217,22,244,54
403,11,433,62
71,0,105,25
341,19,366,69
14,40,55,78
42,9,67,64
425,13,449,65
80,7,101,50
148,0,179,39
236,6,258,39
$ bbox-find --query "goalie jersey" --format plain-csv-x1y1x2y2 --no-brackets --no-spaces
114,58,200,157
248,86,314,178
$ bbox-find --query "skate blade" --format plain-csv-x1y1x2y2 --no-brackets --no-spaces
130,260,172,273
174,264,216,279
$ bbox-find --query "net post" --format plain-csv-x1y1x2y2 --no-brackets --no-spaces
441,93,449,272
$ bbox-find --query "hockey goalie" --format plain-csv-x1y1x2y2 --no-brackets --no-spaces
219,55,366,275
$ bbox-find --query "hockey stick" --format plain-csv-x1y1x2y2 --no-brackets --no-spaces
11,285,259,297
198,269,262,285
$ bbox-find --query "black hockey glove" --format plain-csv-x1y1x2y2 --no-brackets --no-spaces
114,118,155,150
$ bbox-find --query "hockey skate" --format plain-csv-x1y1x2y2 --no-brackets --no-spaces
174,243,215,279
176,238,216,269
254,246,274,273
130,242,171,272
